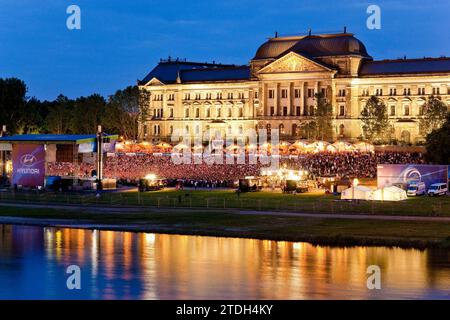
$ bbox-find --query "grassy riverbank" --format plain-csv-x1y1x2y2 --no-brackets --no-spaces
1,189,450,217
0,205,449,249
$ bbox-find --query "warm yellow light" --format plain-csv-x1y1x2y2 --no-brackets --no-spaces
145,173,157,180
145,233,156,244
5,161,12,174
353,178,359,187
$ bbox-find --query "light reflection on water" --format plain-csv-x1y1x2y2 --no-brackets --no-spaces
0,224,449,300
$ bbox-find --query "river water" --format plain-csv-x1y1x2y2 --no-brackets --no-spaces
0,224,448,299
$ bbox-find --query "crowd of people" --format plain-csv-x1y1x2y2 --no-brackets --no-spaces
46,151,425,186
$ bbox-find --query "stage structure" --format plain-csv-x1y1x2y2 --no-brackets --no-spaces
0,132,118,190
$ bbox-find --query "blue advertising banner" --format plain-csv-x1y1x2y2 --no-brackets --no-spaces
377,164,448,189
12,144,46,187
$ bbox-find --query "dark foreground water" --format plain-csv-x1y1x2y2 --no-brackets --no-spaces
0,224,449,299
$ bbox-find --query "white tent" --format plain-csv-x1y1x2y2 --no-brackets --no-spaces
370,186,407,201
341,186,373,200
354,142,374,153
333,141,355,152
306,141,330,152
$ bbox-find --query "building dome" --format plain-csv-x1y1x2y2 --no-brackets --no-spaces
253,37,300,60
253,33,371,60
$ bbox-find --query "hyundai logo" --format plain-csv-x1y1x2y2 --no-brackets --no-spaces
20,154,37,167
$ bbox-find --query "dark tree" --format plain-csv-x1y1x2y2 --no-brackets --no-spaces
23,97,51,133
418,95,448,136
46,95,74,134
360,96,391,143
0,78,27,133
71,94,106,134
104,86,142,140
425,113,450,164
312,92,333,141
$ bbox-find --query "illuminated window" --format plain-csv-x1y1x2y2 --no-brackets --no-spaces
339,105,345,116
404,105,410,116
390,105,396,116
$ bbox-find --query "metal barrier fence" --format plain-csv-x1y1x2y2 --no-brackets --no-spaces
0,190,447,217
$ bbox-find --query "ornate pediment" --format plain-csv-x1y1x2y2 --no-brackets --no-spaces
258,52,332,74
144,77,165,86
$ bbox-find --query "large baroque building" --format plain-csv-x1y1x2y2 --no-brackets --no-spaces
138,32,450,145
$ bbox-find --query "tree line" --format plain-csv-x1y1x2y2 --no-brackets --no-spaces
0,78,148,140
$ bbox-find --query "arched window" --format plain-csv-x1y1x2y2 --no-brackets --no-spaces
206,107,211,118
309,105,314,116
238,125,243,135
266,124,271,134
279,123,285,135
185,125,190,135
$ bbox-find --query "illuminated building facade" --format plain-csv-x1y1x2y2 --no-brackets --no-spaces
138,32,450,144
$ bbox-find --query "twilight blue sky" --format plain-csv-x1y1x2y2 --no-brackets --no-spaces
1,0,449,100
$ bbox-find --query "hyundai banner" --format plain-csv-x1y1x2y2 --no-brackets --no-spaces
12,144,46,187
377,164,448,189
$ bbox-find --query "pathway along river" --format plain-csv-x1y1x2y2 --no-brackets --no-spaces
0,224,449,299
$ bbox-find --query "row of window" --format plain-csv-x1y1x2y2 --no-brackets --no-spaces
155,104,439,119
147,123,347,138
156,125,246,136
183,92,245,100
363,87,445,97
268,106,317,116
357,104,432,117
152,92,249,101
152,106,246,119
153,86,448,102
267,88,326,99
183,107,245,118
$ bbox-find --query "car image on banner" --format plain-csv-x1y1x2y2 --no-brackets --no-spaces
12,144,46,188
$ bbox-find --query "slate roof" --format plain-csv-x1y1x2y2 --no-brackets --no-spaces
181,66,250,83
139,61,250,85
359,58,450,76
